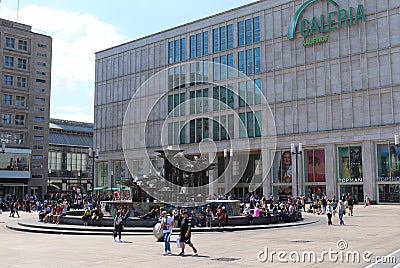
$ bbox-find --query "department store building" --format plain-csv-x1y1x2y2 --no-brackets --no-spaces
94,0,400,204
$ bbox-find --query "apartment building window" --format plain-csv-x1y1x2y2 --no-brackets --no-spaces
33,145,43,149
15,115,25,125
4,75,14,86
32,155,43,159
227,24,233,49
246,49,253,75
2,94,13,105
37,44,47,48
239,111,262,138
203,31,209,55
213,28,219,53
220,26,226,51
167,121,186,145
190,35,196,59
34,107,45,112
174,39,180,63
213,114,234,141
34,116,44,121
213,84,234,111
189,88,208,114
34,126,44,130
196,33,202,57
35,98,45,103
37,61,46,66
1,133,12,144
239,48,260,75
238,21,245,46
36,79,46,83
213,57,219,81
4,56,14,67
2,114,12,124
14,133,24,144
245,19,252,45
33,135,44,141
188,118,209,143
6,37,15,48
17,77,26,88
18,40,28,51
168,43,177,66
253,17,260,42
18,58,27,69
227,53,234,78
35,88,45,93
15,96,26,106
167,93,186,117
32,164,43,169
181,38,186,61
36,71,46,75
239,79,262,107
37,52,47,57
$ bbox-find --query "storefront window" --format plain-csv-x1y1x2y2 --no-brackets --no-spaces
376,143,400,180
303,149,326,201
338,146,363,182
271,150,292,199
378,184,400,203
272,150,292,183
337,145,363,203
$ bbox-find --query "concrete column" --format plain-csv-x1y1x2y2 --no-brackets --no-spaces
362,140,376,202
262,148,271,197
325,143,337,198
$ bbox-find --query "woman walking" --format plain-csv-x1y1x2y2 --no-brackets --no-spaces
157,211,174,255
113,211,124,242
326,202,333,225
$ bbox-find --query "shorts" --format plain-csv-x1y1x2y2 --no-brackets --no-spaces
179,235,192,244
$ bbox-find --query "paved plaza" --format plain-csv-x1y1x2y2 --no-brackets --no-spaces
0,205,399,268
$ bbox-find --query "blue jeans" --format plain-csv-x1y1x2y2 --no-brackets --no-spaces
163,232,171,252
339,212,344,225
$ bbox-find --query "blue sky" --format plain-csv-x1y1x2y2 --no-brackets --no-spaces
0,0,257,122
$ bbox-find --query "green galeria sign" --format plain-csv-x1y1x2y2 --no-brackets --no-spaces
287,0,366,46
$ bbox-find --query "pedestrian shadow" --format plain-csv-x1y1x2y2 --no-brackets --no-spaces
119,241,133,244
169,254,210,258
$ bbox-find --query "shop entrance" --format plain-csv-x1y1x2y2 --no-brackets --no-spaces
339,184,363,203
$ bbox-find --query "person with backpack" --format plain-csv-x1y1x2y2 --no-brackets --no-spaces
205,205,214,228
157,211,174,255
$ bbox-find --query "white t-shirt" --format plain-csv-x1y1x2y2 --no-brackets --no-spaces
161,216,174,233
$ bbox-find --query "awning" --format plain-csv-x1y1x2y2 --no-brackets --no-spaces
105,187,119,191
93,186,106,190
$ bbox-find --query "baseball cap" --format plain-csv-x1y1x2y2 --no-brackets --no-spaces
162,211,167,215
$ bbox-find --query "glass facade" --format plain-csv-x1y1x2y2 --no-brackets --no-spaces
337,145,364,202
376,142,400,203
271,150,293,199
303,148,326,200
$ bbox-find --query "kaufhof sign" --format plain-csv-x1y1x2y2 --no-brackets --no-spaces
287,0,366,46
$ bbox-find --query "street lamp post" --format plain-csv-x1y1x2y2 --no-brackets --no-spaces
291,143,302,197
224,149,233,196
88,147,99,203
48,169,51,194
67,168,71,193
78,170,81,194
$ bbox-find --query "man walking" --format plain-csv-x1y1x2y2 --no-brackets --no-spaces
179,211,198,256
338,200,345,225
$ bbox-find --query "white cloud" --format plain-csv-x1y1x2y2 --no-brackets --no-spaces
51,112,93,123
0,4,127,122
55,106,84,112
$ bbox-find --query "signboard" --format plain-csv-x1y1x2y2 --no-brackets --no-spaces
287,0,366,46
